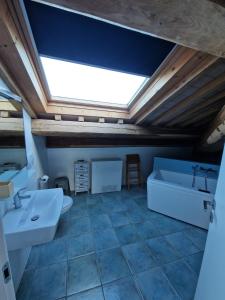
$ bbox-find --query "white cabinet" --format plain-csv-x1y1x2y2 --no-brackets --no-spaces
91,159,123,194
74,161,89,195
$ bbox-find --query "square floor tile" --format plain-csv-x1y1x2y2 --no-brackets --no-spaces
146,236,180,264
97,248,131,284
151,214,189,235
134,196,147,207
141,208,158,221
17,270,35,300
135,268,180,300
88,202,105,216
71,199,87,209
135,221,160,240
125,199,140,211
102,198,127,213
126,209,144,223
163,260,198,300
39,239,67,266
67,232,95,259
109,211,130,227
165,232,199,256
90,214,112,231
55,217,69,239
184,228,207,251
86,194,102,205
122,242,156,273
26,245,42,271
67,287,104,300
103,277,141,300
127,187,147,199
60,211,70,222
102,192,122,202
184,251,204,275
93,228,119,251
115,224,140,245
67,254,100,295
67,216,91,237
30,262,67,299
70,204,88,219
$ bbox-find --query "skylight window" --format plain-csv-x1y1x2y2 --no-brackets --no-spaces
40,57,147,106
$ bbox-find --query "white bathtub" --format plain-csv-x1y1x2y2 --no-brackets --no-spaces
147,169,218,229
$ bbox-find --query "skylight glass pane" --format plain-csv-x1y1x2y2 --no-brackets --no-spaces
40,57,147,105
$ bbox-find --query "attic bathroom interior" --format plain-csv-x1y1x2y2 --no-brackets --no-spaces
1,1,225,300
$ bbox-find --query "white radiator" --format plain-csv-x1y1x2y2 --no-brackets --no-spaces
91,159,123,194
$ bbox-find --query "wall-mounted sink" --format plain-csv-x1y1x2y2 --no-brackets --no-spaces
3,188,63,251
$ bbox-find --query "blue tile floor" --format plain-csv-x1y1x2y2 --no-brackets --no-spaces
17,187,207,300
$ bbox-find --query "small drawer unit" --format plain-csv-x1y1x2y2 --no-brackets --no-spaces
74,160,89,195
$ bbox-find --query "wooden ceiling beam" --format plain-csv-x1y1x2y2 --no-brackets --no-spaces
152,73,225,126
0,117,24,134
31,119,198,139
35,0,225,58
0,100,17,112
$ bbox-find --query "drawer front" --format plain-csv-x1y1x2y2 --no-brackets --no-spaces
75,179,89,185
75,189,88,192
75,172,89,178
75,169,89,175
75,164,89,171
75,184,89,190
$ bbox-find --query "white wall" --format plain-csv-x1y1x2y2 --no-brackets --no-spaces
0,148,26,169
47,146,193,191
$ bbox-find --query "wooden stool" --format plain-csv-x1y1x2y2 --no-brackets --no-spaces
126,154,142,190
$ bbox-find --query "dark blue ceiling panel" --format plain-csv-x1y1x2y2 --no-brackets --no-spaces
24,0,175,77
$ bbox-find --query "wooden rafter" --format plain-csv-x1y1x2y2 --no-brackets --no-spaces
181,105,222,127
152,73,225,126
0,1,46,114
130,46,197,117
133,53,218,124
0,60,36,117
167,91,225,126
35,0,225,58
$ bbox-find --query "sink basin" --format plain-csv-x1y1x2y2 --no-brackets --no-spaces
3,188,63,251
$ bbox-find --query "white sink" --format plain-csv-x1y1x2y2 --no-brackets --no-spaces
3,188,63,251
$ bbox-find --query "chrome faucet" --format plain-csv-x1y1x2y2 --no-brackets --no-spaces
199,167,217,191
13,188,30,209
